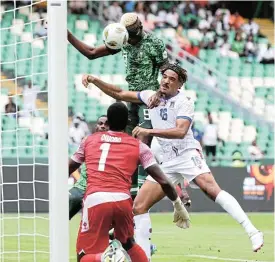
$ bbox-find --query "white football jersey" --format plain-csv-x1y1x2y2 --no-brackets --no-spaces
138,90,202,162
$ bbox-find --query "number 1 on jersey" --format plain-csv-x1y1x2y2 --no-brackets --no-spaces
98,143,111,171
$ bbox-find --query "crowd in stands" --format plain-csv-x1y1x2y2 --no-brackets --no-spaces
100,1,274,64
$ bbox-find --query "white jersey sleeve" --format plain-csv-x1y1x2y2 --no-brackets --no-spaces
176,98,194,123
137,90,156,106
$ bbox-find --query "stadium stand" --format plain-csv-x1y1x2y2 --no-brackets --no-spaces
0,1,274,166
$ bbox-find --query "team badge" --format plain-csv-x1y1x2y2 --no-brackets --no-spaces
170,101,175,108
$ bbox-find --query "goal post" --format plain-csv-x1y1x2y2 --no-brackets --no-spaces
47,1,69,262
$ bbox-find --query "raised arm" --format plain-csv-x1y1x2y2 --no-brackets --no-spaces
82,74,141,103
68,30,119,60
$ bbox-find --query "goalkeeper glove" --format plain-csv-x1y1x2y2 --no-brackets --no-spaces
172,197,191,229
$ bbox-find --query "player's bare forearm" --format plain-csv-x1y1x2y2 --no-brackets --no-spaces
149,127,187,139
67,30,111,59
68,159,81,175
89,77,140,103
133,118,190,139
146,164,177,201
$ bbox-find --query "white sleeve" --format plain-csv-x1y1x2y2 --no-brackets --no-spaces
137,90,156,106
176,98,194,123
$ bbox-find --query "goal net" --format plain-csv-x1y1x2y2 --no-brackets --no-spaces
0,1,68,261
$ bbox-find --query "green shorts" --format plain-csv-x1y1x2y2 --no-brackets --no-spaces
126,102,152,196
126,102,152,134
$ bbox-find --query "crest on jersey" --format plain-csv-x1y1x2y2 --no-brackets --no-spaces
169,101,175,108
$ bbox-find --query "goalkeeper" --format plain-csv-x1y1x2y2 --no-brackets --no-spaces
69,115,108,220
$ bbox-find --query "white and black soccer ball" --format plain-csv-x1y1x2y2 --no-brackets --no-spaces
102,23,129,50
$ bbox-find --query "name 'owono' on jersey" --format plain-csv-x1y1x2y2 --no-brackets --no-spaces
71,131,156,196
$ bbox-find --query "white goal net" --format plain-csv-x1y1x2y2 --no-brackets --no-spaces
0,1,68,261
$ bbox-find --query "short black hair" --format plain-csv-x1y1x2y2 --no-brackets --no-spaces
107,102,128,131
97,115,107,120
161,63,188,84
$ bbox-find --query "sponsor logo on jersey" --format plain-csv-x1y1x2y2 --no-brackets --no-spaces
101,134,122,143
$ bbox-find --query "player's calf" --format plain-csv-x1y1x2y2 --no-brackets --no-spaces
195,172,264,251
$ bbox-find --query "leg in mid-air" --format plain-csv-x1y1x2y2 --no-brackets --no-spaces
162,148,263,252
194,171,264,252
69,186,85,220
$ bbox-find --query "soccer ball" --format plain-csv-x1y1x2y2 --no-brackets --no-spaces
102,23,129,50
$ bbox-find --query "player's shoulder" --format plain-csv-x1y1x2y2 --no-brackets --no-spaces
176,92,195,106
143,33,164,46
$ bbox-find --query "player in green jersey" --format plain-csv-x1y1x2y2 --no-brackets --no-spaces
69,115,108,220
68,13,168,195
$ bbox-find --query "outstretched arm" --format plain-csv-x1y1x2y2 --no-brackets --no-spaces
133,118,191,139
68,30,119,59
82,74,140,103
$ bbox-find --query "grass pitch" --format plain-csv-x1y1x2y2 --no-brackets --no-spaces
1,213,273,262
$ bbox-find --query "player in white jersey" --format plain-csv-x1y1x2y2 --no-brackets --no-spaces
81,63,264,256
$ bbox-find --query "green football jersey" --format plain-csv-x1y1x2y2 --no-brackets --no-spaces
122,33,168,91
73,164,87,192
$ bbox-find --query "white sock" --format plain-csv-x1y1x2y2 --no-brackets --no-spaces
215,190,258,236
134,213,151,260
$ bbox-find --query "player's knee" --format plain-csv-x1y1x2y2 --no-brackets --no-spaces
121,237,135,251
132,201,149,215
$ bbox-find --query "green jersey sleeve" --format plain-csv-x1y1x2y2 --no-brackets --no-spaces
149,37,168,66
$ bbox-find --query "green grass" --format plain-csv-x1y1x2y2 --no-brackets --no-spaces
1,213,273,262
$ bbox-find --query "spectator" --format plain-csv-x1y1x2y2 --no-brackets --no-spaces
258,43,274,64
242,18,259,36
175,25,190,49
219,36,239,58
105,1,122,23
124,1,135,12
139,10,156,31
231,33,245,56
156,8,167,28
34,19,47,38
69,118,86,146
248,140,264,160
5,96,19,117
203,113,218,162
192,122,203,146
244,35,257,63
205,70,217,88
185,42,200,57
69,0,87,14
229,11,244,29
166,7,179,29
22,80,39,117
74,112,91,136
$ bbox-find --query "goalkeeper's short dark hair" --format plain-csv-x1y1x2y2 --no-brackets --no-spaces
161,63,188,84
107,102,128,131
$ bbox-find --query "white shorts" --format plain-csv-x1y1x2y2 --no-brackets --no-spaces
146,148,210,185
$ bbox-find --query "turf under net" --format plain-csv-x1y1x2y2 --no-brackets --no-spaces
0,1,50,261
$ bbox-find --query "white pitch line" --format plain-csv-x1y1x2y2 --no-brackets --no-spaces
185,254,272,262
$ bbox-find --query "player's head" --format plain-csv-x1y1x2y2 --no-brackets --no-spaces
160,63,188,96
120,13,143,45
95,115,109,132
107,102,128,131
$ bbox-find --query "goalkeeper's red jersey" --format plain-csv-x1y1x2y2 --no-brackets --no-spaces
71,131,156,196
